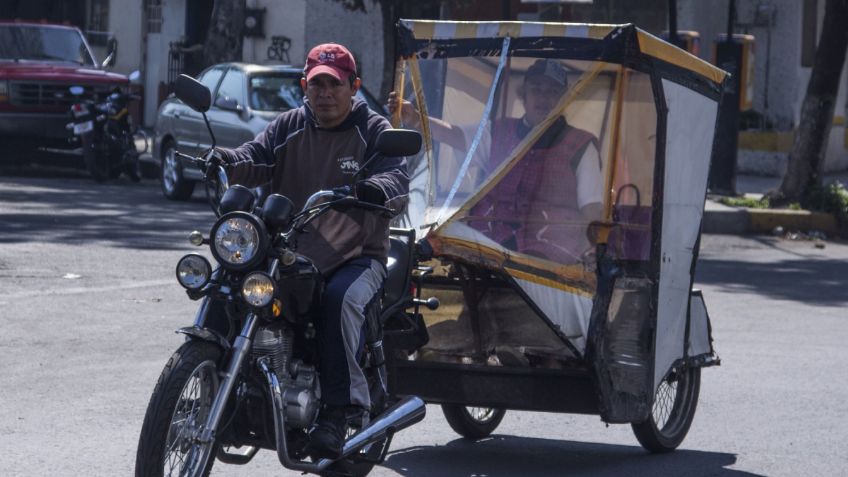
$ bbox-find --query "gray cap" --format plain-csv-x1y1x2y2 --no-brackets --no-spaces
525,59,568,88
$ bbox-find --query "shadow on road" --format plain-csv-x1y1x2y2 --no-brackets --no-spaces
382,435,762,477
696,257,848,307
0,168,214,250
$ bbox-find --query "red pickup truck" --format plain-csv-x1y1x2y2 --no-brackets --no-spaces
0,21,128,162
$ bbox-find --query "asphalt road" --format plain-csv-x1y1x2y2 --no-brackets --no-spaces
1,164,846,476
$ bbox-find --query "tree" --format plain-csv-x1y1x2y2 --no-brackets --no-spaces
774,0,848,203
203,0,246,68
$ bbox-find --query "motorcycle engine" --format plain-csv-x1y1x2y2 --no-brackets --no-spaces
252,326,320,429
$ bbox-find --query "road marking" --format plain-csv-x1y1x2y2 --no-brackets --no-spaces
0,279,173,300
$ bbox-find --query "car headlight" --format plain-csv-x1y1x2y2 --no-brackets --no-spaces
210,212,268,270
242,272,275,307
176,254,212,290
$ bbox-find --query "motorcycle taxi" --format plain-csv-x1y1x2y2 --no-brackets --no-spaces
381,19,724,452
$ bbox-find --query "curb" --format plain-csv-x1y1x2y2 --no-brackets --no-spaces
703,202,838,236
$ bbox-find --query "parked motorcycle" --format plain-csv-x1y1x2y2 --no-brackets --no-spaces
67,70,148,182
134,74,427,477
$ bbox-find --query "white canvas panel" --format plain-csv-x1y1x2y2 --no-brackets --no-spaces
514,278,592,354
655,79,718,388
688,292,712,357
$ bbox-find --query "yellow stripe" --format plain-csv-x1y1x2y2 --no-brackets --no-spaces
505,268,593,297
413,21,436,40
498,22,522,38
404,20,618,40
542,23,566,37
455,22,477,39
408,57,434,157
429,236,596,292
637,30,726,84
391,60,406,128
603,66,627,224
588,25,614,39
833,115,845,126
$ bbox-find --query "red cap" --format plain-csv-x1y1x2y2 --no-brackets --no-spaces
304,43,357,82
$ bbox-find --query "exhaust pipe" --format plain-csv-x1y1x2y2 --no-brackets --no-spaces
259,358,426,473
333,395,426,462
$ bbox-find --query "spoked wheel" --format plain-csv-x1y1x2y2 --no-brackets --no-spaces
632,366,701,453
441,405,506,439
136,341,222,477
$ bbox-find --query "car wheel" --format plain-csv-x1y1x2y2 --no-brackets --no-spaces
160,140,195,200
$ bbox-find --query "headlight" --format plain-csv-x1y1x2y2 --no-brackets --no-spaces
210,212,268,270
241,272,275,307
176,254,212,290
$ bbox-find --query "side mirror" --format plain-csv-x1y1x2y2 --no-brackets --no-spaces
101,37,118,69
375,129,422,157
69,86,85,96
175,74,212,113
214,96,244,113
100,52,115,69
128,70,141,84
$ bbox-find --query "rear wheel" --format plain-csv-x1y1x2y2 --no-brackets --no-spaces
442,405,506,439
160,140,195,200
631,366,701,453
135,341,222,477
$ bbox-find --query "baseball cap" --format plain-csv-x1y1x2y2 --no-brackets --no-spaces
525,59,568,89
304,43,357,82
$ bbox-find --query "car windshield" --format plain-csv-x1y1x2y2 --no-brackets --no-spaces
248,72,387,115
248,74,303,111
0,25,95,66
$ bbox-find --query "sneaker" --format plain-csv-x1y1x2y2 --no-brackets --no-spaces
309,406,353,460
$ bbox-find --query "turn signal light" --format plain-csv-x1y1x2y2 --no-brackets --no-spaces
272,299,282,318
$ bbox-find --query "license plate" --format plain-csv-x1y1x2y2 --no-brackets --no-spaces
73,121,93,135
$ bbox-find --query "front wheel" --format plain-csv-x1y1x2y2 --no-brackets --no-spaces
135,341,222,477
442,405,506,439
631,366,701,453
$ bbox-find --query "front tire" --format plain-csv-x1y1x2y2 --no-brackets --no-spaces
136,341,222,477
442,405,506,439
631,366,701,453
160,140,195,200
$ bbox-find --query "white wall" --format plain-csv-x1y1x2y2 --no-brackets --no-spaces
304,0,385,96
109,1,144,75
678,0,847,171
242,0,308,67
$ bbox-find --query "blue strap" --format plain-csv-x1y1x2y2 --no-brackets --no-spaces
435,36,511,224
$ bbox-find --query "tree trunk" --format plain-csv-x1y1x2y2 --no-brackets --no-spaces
776,0,848,202
203,0,246,68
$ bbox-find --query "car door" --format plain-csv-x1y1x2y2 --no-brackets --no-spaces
206,67,254,149
174,67,225,157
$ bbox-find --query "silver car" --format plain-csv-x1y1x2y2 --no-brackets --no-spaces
154,62,385,200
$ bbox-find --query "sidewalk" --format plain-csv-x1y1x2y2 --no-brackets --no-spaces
703,172,848,235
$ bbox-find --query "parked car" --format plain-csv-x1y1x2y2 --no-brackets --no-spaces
0,20,128,163
154,62,386,201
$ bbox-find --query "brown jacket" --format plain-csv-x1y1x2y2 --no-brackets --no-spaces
219,98,409,275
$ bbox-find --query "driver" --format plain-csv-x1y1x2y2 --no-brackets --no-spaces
388,59,602,263
209,42,409,460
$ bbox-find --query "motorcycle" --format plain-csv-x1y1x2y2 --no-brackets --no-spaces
67,70,148,182
135,74,428,477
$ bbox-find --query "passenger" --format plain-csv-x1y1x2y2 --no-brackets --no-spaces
389,59,603,264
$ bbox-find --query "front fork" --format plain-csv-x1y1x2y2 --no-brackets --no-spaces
191,312,259,474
